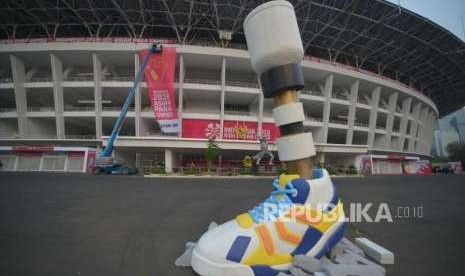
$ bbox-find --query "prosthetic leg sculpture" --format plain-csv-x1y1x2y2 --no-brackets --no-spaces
191,1,346,275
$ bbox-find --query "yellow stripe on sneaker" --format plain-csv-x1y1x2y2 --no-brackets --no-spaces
236,213,254,228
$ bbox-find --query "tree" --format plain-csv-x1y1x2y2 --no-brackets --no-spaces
446,142,465,167
205,138,221,173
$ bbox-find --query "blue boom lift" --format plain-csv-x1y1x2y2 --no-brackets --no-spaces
92,44,162,175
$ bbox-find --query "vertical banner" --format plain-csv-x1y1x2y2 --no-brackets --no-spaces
360,155,373,176
141,47,179,133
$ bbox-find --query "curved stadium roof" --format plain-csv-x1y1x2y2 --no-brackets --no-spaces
1,0,464,116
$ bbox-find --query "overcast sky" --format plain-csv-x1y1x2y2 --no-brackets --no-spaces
386,0,465,41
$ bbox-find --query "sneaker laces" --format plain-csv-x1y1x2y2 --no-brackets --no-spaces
248,178,298,224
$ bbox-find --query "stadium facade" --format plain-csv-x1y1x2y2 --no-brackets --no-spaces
0,40,438,173
1,0,464,174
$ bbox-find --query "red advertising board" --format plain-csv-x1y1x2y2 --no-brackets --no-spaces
182,119,280,141
141,47,179,133
12,146,53,152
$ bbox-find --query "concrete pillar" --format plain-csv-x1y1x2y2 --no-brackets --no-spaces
219,57,226,139
10,55,28,137
398,98,412,151
134,53,141,137
165,148,173,173
384,92,398,149
178,54,185,138
408,102,422,152
322,75,333,143
425,113,436,154
346,81,359,144
135,153,142,170
92,53,103,138
51,53,65,138
367,87,381,147
416,107,429,153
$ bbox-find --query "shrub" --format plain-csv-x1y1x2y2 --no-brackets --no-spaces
325,165,337,175
278,165,288,175
152,165,167,174
185,164,199,175
346,164,358,175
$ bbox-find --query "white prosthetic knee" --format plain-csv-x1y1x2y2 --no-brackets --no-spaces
272,102,316,161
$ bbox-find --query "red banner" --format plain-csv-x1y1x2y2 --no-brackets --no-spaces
182,119,280,141
142,47,179,133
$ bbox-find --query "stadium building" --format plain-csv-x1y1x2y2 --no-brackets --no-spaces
1,0,464,174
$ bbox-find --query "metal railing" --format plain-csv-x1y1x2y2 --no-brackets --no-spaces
25,134,58,139
329,118,347,125
0,107,16,112
65,134,96,139
300,90,323,97
332,93,349,101
354,121,369,127
28,77,52,82
64,106,95,111
27,107,55,112
184,78,221,85
102,106,135,111
225,80,259,88
102,76,134,81
224,110,256,116
0,78,13,83
64,76,94,81
357,96,370,105
306,116,323,122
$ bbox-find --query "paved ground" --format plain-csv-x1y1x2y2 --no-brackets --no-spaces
0,172,464,276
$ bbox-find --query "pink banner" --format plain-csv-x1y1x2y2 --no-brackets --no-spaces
360,155,373,176
142,47,179,133
182,119,280,141
403,160,433,175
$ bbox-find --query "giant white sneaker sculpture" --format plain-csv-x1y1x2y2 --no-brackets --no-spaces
192,1,346,275
192,169,346,276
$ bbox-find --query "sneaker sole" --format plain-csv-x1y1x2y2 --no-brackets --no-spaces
191,219,346,276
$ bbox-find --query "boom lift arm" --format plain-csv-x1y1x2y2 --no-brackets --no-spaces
93,44,162,175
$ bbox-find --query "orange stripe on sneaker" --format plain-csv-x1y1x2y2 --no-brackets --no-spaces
294,208,322,226
256,225,274,255
275,222,302,245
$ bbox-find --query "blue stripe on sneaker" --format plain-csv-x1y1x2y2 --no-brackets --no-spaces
251,265,289,276
315,222,347,259
226,236,251,263
291,226,322,255
289,178,310,204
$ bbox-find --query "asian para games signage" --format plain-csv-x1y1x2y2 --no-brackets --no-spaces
141,47,179,133
182,119,280,141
